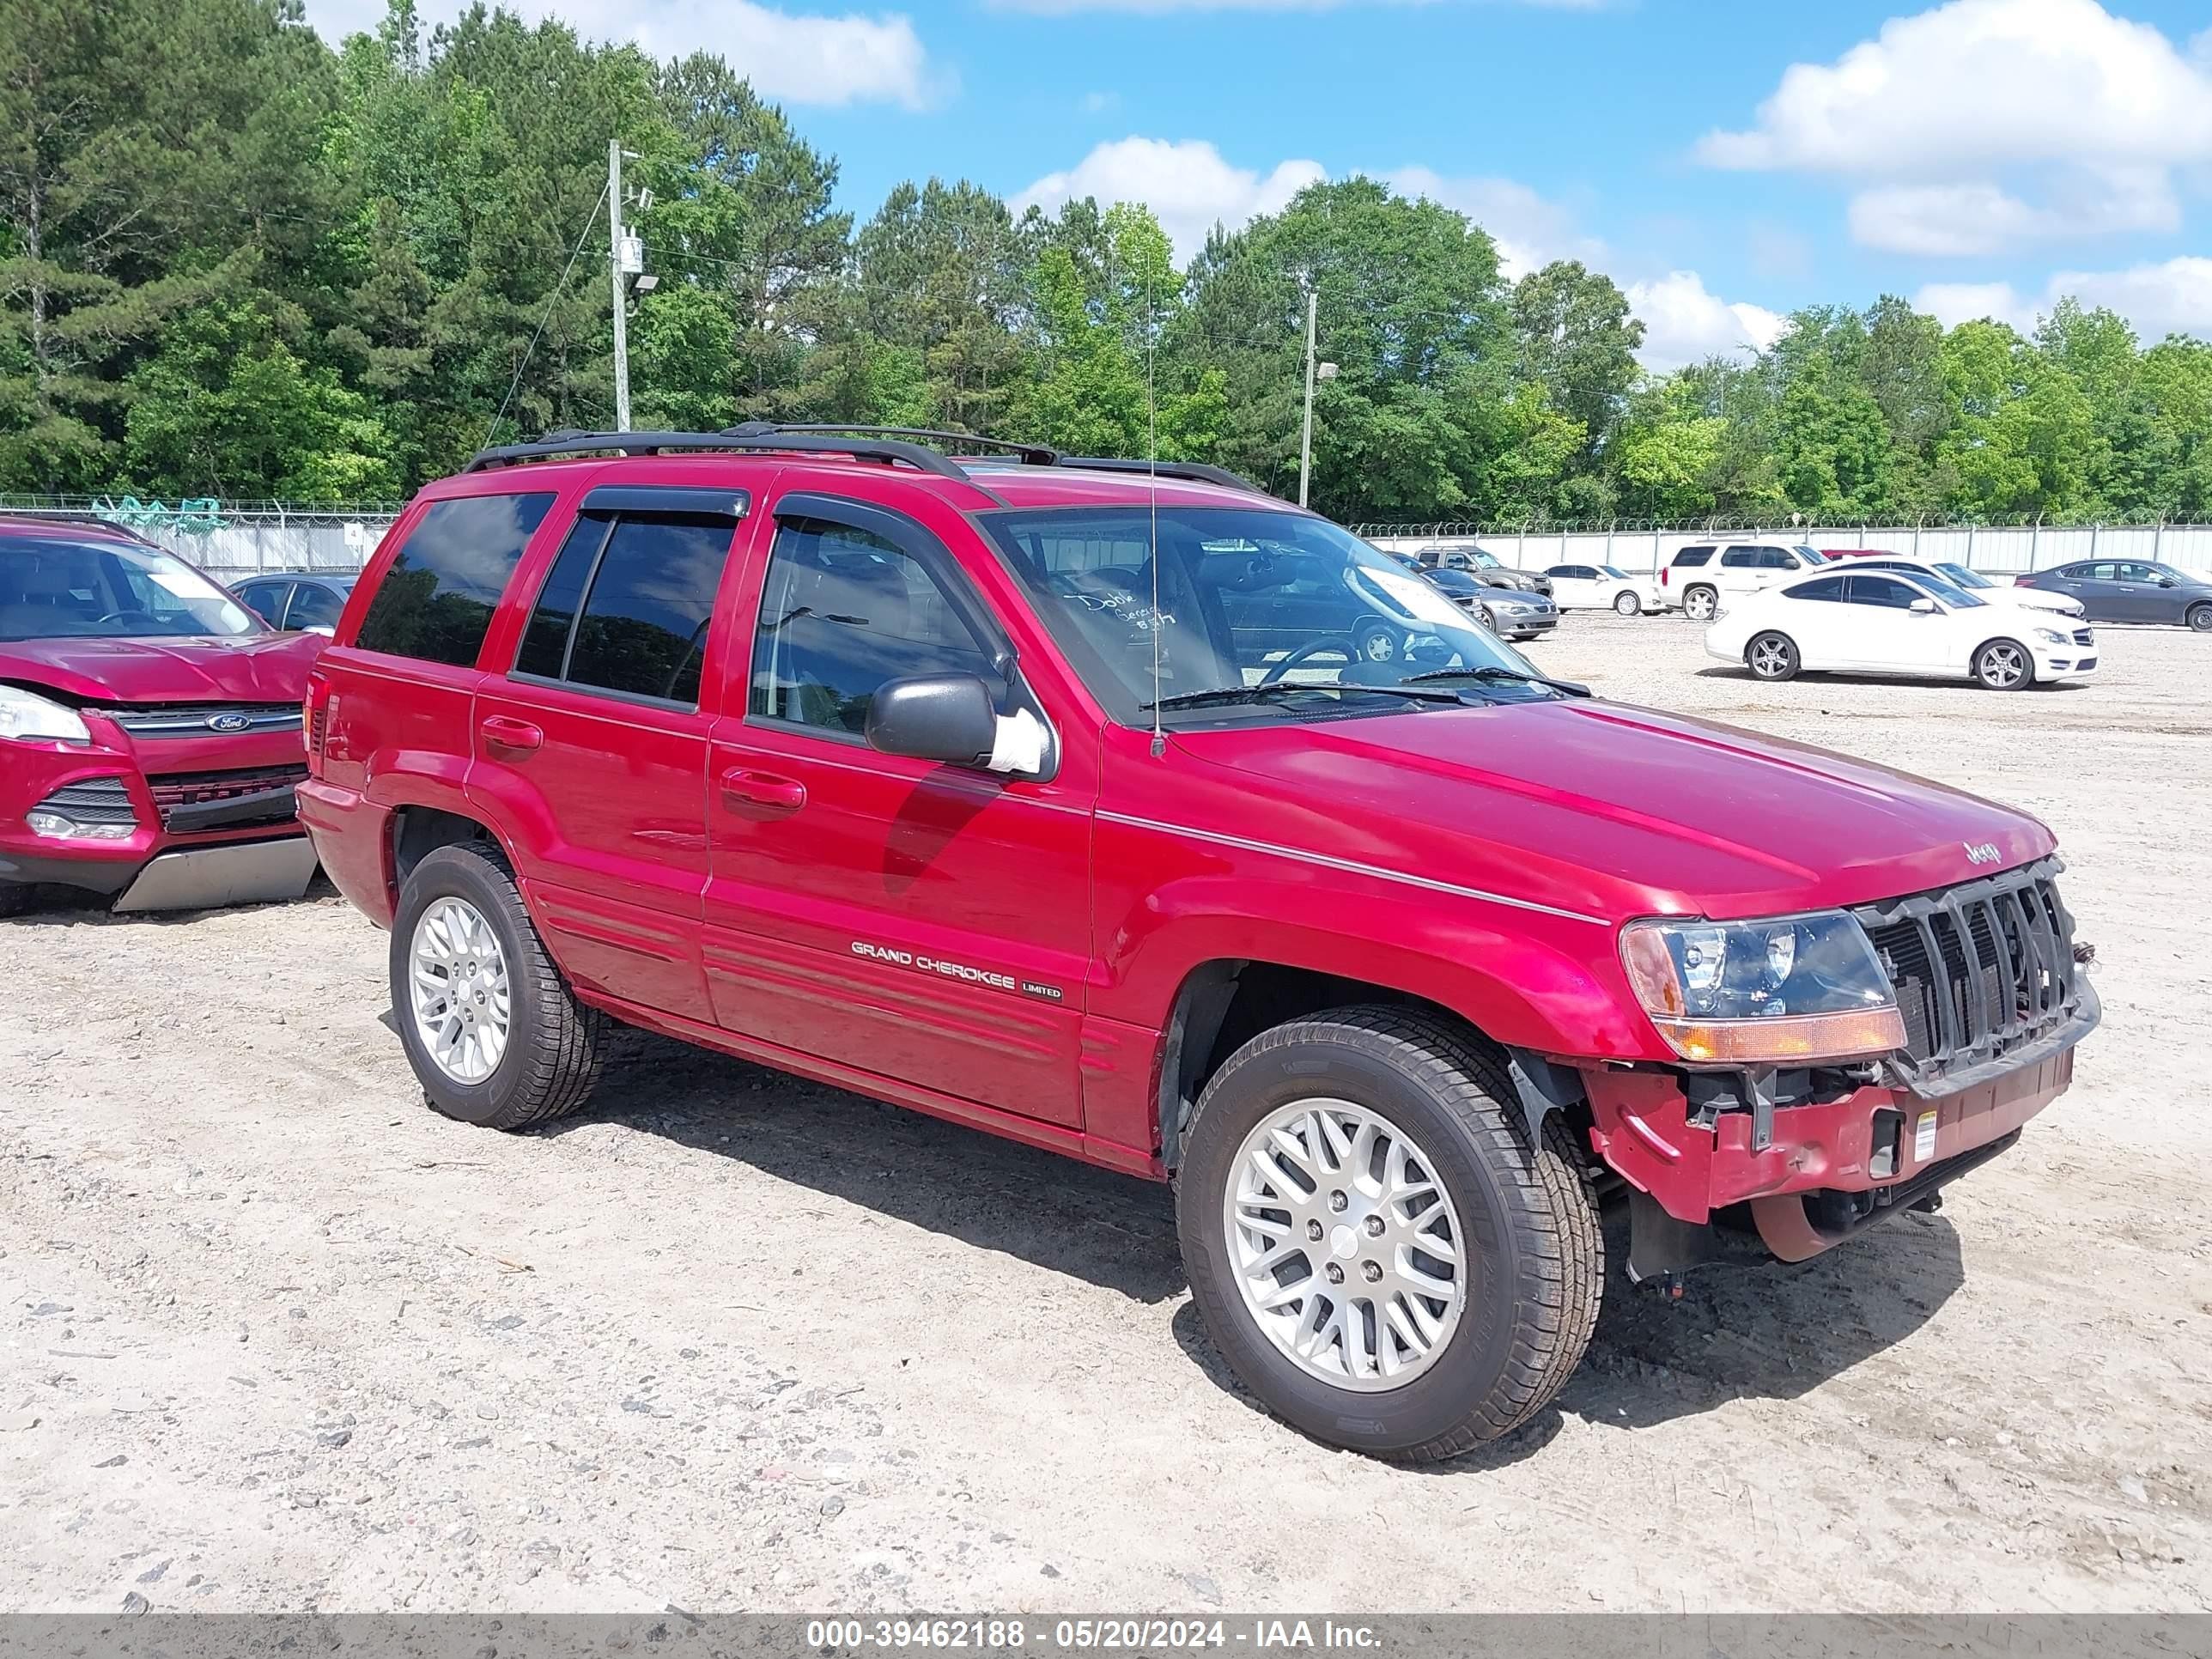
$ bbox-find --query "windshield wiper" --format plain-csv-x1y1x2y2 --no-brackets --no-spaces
1141,681,1466,712
1401,665,1592,699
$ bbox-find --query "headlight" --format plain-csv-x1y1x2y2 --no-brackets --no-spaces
0,685,90,744
1620,912,1906,1063
2033,626,2069,644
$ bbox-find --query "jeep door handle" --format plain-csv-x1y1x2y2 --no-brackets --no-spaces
720,767,806,811
479,715,544,753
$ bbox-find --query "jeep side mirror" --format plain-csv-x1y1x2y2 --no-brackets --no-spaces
866,673,1000,767
1908,598,1937,614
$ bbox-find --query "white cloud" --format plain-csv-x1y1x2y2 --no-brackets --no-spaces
302,0,939,109
1625,271,1786,372
1918,258,2212,339
1013,138,1325,260
1849,168,2179,256
1383,167,1605,279
1699,0,2212,254
1013,142,1596,272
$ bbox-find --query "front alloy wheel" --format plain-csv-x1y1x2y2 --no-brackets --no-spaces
1176,1006,1603,1462
1973,639,2033,690
1613,591,1641,616
1223,1098,1465,1389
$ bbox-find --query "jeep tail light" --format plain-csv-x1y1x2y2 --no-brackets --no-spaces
305,674,334,771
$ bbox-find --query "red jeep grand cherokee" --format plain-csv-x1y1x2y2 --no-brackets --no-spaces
0,516,324,915
300,425,2099,1461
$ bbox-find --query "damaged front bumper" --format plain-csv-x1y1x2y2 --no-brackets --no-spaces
1564,975,2098,1277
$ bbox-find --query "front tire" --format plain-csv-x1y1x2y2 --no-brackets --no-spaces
1613,591,1641,617
1355,624,1400,665
1176,1007,1602,1462
1746,630,1800,682
391,842,607,1130
2188,601,2212,632
1972,639,2034,690
1683,585,1718,622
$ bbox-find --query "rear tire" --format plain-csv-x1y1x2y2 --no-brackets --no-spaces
1176,1006,1602,1462
2188,601,2212,632
391,842,607,1130
1613,592,1641,617
1746,630,1800,682
1683,585,1718,622
1972,639,2034,690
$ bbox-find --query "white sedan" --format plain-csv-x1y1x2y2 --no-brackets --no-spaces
1837,556,2086,619
1542,562,1664,615
1705,568,2099,690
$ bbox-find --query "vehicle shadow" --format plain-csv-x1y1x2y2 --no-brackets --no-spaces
1557,1203,1966,1433
1165,1201,1965,1469
1693,665,2091,692
540,1024,1187,1305
534,1027,1965,1454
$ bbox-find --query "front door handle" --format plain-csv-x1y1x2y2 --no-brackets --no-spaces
480,715,544,753
720,766,806,811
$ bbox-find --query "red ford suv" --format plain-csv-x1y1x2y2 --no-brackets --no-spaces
300,426,2099,1461
1,516,325,915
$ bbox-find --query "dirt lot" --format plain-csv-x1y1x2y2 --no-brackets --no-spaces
3,617,2209,1615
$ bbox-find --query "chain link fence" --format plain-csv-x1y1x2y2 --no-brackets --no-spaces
0,496,403,583
1355,520,2212,578
11,495,2212,585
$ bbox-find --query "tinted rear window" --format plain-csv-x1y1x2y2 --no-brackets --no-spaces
515,512,734,707
355,494,554,667
1672,547,1714,567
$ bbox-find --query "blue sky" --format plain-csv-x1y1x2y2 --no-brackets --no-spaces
303,0,2212,368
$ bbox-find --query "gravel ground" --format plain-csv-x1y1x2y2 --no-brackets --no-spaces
3,615,2208,1615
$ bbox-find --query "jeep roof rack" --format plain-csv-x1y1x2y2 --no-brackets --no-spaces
462,422,1273,499
1047,456,1267,495
462,428,979,481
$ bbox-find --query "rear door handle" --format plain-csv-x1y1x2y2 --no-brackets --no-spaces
720,767,805,811
479,715,544,753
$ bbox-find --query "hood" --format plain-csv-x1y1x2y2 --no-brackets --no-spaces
0,631,325,705
1175,697,2054,921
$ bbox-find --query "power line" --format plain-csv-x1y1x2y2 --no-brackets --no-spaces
482,179,612,449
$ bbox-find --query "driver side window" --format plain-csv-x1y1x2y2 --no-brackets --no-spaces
748,518,997,737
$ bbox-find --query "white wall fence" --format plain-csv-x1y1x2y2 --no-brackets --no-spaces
1363,523,2212,578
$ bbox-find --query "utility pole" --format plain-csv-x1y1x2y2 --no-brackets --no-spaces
609,139,631,433
1298,290,1318,508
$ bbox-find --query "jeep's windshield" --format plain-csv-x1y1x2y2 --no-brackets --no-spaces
0,536,261,641
982,506,1547,726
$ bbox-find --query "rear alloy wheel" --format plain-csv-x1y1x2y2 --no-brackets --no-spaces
1683,585,1718,622
1972,639,2034,690
1747,630,1800,682
392,842,607,1130
1176,1006,1602,1462
2188,601,2212,632
1613,591,1641,617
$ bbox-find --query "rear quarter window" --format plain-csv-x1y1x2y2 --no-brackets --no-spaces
354,493,555,667
1671,547,1714,568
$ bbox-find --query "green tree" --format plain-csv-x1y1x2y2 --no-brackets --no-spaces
0,0,336,489
122,296,398,499
1510,260,1642,463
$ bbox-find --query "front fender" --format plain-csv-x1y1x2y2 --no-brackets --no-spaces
1093,866,1656,1060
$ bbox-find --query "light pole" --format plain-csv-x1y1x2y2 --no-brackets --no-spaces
1297,289,1338,508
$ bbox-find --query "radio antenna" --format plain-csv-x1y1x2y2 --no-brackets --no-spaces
1146,264,1164,759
